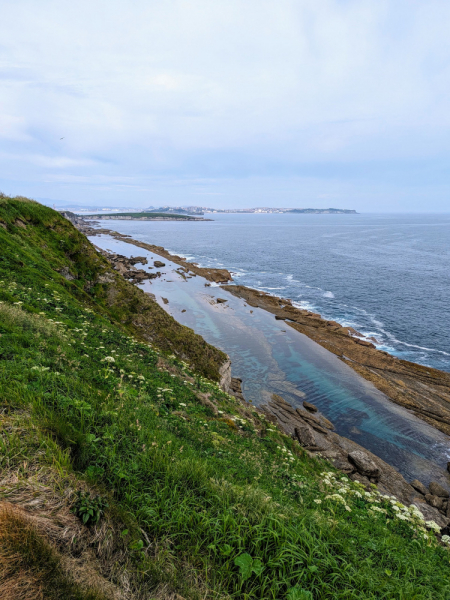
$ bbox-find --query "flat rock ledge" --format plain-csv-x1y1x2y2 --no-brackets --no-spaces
261,393,449,528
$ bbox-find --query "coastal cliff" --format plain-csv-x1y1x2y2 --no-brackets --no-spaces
2,196,450,599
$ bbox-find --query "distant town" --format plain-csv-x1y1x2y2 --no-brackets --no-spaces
75,205,357,216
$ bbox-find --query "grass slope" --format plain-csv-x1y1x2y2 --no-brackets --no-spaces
0,196,449,599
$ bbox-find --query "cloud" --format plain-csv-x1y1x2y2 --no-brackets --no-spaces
0,0,450,209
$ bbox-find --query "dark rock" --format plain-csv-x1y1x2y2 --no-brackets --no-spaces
348,450,380,481
154,260,166,267
229,378,245,401
425,494,444,510
216,298,228,304
332,458,355,474
429,481,449,498
295,409,329,434
181,309,186,313
162,297,169,304
275,315,286,320
303,401,318,413
447,461,450,474
294,423,316,447
354,338,375,348
411,479,428,495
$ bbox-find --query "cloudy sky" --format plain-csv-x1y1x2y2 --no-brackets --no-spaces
1,0,450,211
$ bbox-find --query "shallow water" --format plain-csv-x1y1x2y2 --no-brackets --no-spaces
91,234,450,488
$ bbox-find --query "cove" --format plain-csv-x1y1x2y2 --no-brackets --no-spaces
91,234,450,488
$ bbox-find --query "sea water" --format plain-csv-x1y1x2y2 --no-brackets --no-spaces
89,213,450,372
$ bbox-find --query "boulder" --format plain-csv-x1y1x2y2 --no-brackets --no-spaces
348,450,380,481
154,260,166,267
332,458,355,474
425,494,444,510
216,298,228,304
429,481,449,498
303,401,318,413
410,479,428,496
294,423,316,448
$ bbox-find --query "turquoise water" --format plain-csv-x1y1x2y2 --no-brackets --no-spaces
91,234,450,488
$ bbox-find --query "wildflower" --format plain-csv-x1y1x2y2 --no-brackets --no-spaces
314,499,322,504
104,356,115,363
345,506,352,512
442,535,450,544
179,403,186,406
426,520,440,533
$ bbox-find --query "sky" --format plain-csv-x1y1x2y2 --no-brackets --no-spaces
1,0,450,211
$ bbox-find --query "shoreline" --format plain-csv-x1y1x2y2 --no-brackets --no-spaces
79,219,450,438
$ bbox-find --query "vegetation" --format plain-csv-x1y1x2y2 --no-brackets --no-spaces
0,195,450,599
90,212,200,220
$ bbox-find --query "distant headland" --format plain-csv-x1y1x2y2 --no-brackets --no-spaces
76,205,358,217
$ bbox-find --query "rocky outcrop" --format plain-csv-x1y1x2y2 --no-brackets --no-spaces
348,451,380,481
411,479,428,495
261,393,449,527
219,358,232,393
429,481,450,498
96,250,158,284
229,378,245,401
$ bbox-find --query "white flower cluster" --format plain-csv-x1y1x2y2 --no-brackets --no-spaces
276,445,295,463
319,472,443,542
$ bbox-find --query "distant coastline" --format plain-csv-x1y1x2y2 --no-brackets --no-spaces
84,212,212,222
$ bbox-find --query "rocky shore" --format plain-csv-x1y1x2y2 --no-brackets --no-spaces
261,393,450,527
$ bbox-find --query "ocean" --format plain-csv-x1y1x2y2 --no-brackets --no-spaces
93,212,450,372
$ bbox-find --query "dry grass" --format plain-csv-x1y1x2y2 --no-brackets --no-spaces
0,501,105,600
0,303,61,338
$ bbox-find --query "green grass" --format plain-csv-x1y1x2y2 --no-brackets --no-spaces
1,196,450,599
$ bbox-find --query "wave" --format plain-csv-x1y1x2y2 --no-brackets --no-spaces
323,291,335,298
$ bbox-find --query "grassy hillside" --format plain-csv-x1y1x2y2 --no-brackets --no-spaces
1,196,450,599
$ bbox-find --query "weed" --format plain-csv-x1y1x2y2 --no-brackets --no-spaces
72,491,109,526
